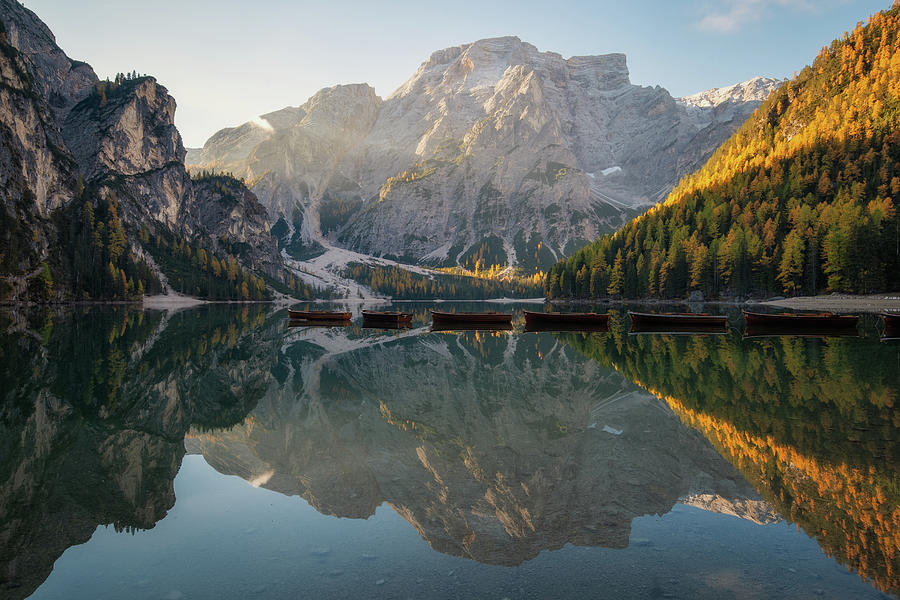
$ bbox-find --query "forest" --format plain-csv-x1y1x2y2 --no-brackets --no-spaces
55,188,163,301
142,225,270,301
547,6,900,300
344,263,544,300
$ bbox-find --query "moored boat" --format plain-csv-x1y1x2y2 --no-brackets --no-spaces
742,311,858,328
430,310,512,325
524,311,609,326
629,311,727,327
523,310,609,332
362,310,413,327
287,309,352,321
881,313,899,339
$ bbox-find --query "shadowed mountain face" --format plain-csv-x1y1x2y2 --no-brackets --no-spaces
186,327,772,566
0,0,282,301
0,306,279,600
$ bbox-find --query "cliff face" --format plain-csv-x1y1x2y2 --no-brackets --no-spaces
189,37,780,269
62,76,197,232
0,9,79,285
191,175,281,277
0,0,282,301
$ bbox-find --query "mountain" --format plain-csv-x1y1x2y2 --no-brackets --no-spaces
0,0,283,302
188,38,779,271
547,6,900,300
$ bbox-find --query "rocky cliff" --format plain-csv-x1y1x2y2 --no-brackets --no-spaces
0,0,282,301
189,38,780,270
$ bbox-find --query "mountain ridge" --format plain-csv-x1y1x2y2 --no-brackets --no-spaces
188,36,780,271
0,0,285,301
545,4,900,299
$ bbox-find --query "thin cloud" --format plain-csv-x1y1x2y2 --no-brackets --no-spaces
697,0,817,33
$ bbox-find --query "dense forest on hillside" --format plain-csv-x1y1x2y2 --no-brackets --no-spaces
344,263,543,299
54,189,163,301
547,6,900,300
142,226,270,301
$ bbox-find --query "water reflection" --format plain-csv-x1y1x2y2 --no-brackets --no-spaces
0,306,275,600
559,314,899,596
1,306,897,599
187,326,767,566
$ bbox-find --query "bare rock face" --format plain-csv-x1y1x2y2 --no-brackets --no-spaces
0,0,96,127
190,37,779,270
62,77,196,232
0,0,283,298
192,175,281,277
0,1,80,288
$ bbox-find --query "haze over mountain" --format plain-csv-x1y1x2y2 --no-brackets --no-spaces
188,37,779,270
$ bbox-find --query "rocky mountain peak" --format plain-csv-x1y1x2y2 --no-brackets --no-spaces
295,83,381,137
566,52,630,89
0,0,97,126
676,76,783,130
63,76,184,181
677,76,782,109
189,36,777,272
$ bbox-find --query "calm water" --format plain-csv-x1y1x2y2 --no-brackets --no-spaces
1,304,897,600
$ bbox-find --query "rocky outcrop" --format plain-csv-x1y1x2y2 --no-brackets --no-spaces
190,37,780,270
192,174,281,277
0,0,283,301
0,4,79,284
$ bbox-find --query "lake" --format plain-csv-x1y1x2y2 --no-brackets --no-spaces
1,304,897,599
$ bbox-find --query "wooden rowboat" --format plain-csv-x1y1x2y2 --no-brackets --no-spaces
524,310,609,332
880,313,899,339
287,309,352,321
362,310,413,327
524,311,609,326
430,310,512,325
629,311,727,327
742,311,858,328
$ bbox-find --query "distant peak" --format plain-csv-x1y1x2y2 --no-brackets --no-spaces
678,76,782,108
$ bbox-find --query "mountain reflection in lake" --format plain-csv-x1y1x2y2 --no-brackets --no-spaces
1,306,896,600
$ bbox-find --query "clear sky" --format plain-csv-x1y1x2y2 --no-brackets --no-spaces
22,0,891,147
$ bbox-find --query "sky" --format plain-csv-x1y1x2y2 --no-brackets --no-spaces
22,0,891,147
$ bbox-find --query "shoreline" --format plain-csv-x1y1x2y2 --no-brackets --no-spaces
141,294,208,310
548,293,900,312
5,293,899,313
760,293,900,313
